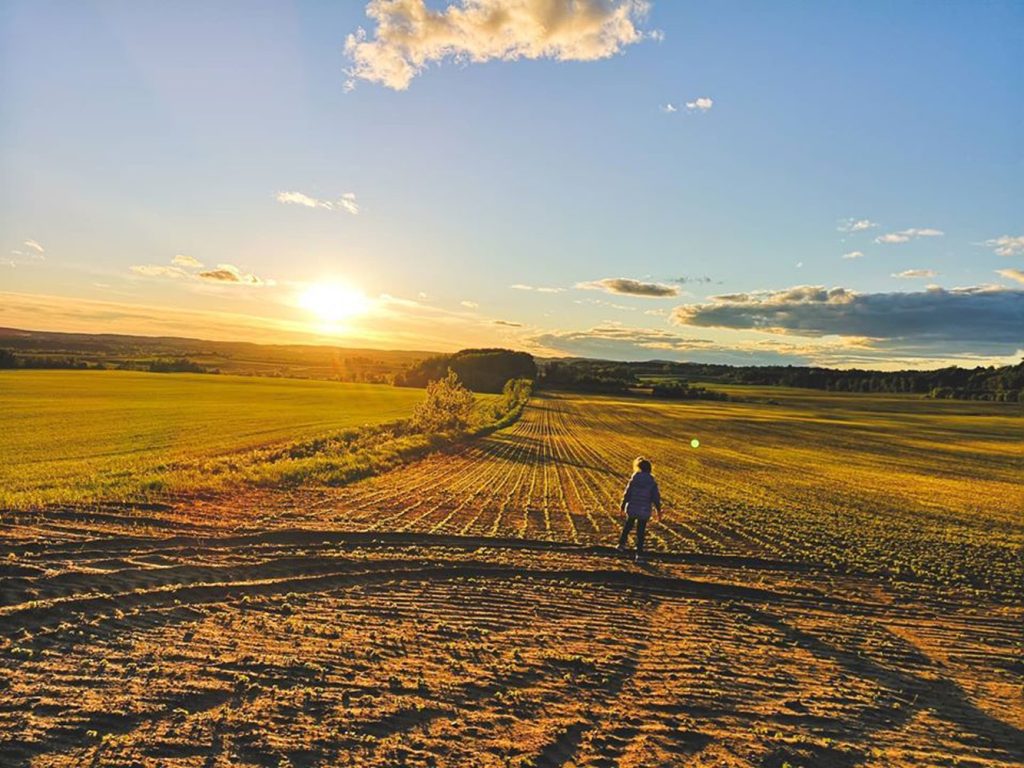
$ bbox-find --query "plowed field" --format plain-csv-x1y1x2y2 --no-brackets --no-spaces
2,392,1022,767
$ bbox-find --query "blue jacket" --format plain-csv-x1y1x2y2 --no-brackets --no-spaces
621,471,661,520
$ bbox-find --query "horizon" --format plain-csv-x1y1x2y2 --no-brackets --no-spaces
3,1,1022,369
5,323,1021,374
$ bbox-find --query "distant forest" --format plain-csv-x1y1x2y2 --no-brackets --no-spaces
538,359,1024,402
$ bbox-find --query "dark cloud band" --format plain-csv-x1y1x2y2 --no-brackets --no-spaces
672,285,1024,344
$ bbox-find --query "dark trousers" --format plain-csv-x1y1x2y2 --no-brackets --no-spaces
618,514,647,554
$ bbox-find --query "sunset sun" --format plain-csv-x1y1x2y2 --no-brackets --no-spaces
297,282,371,324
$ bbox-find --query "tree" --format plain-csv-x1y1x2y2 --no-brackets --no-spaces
411,371,476,432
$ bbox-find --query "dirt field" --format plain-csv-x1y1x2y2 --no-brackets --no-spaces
2,392,1021,767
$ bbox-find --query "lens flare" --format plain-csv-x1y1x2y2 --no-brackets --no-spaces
690,438,700,448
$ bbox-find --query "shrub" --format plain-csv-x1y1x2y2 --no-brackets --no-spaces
411,371,476,432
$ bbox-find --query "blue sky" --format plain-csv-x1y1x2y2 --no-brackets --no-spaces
2,0,1022,367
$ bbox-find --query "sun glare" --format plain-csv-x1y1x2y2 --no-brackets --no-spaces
298,282,372,324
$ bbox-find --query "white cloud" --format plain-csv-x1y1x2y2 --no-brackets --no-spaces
172,254,203,268
842,251,864,260
511,283,565,293
344,0,655,91
23,239,45,255
875,228,944,244
892,269,938,279
275,190,360,215
837,218,877,233
660,103,677,113
984,235,1024,257
996,268,1024,285
460,300,479,309
338,192,360,215
685,97,713,112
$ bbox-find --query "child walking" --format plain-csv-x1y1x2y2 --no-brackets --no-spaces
617,457,661,563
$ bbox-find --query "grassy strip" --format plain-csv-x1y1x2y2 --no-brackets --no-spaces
41,383,532,508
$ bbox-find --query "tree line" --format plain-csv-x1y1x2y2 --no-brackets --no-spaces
535,358,1024,402
0,350,216,374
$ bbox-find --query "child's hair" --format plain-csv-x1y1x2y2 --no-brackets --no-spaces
633,456,652,474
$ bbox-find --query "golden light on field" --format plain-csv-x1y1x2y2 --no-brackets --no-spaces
297,282,372,324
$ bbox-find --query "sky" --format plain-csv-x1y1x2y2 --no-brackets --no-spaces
2,0,1022,369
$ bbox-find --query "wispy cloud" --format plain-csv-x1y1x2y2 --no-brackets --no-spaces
996,268,1024,285
460,300,479,309
131,257,271,287
529,323,716,356
892,269,938,279
672,275,713,284
671,284,1023,347
511,283,565,293
685,97,713,112
874,228,944,244
841,251,864,259
198,264,268,286
984,235,1024,257
23,239,45,255
577,277,679,298
493,319,522,327
131,264,188,279
660,103,678,113
344,0,656,91
275,190,360,215
837,218,877,233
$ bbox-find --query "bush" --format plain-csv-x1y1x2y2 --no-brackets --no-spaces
411,371,476,432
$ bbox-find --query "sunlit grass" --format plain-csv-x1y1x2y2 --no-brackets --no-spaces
0,370,426,507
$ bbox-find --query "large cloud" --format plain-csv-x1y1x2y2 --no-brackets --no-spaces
577,277,678,297
344,0,654,91
671,284,1024,345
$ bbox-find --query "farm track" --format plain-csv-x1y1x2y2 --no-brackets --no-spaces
2,393,1022,766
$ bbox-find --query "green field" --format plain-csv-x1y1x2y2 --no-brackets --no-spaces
0,370,427,508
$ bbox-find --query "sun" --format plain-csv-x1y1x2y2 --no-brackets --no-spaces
297,282,372,324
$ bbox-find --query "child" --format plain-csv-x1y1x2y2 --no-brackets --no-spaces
617,457,661,563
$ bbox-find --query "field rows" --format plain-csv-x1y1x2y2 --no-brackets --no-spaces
2,533,1021,768
254,393,1023,596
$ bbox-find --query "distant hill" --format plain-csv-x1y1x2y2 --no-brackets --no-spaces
0,327,434,383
